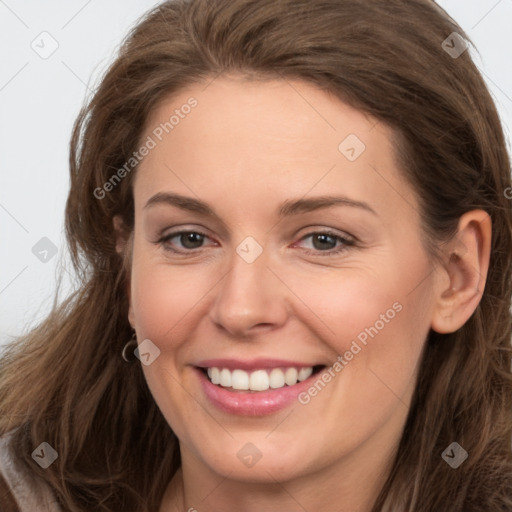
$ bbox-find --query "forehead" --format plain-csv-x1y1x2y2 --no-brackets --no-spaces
142,75,377,156
134,75,418,223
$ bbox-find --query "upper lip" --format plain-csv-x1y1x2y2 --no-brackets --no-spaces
195,358,325,371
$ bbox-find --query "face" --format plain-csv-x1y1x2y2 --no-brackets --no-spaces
127,75,439,488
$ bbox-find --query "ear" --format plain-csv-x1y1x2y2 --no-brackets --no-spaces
113,215,128,254
431,210,492,334
113,215,136,329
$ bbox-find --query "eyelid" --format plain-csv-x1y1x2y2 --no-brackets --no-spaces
292,230,355,256
157,226,356,258
295,226,356,242
158,228,215,248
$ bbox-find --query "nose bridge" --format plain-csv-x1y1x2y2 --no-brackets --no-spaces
209,239,286,335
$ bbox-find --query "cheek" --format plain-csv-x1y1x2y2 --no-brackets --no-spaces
129,250,212,438
287,266,431,456
130,250,212,341
288,255,433,387
288,268,403,347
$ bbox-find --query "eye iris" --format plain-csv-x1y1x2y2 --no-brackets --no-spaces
176,233,339,251
181,232,204,249
313,233,336,250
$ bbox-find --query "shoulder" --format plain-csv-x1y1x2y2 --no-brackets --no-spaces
0,430,63,512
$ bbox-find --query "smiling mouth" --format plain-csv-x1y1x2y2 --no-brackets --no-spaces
198,365,326,392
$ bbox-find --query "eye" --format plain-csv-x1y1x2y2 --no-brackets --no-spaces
156,228,355,257
295,231,355,257
158,230,214,253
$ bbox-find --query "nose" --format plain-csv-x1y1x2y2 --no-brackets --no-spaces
208,245,289,338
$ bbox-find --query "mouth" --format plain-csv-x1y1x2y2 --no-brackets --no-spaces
194,358,331,415
197,364,326,393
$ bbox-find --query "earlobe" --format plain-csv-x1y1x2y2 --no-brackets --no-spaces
431,210,491,334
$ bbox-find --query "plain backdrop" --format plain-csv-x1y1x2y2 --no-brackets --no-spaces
1,0,511,346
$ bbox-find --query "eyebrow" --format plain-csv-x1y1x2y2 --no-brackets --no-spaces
144,192,378,218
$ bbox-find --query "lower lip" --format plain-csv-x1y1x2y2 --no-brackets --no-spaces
195,367,321,416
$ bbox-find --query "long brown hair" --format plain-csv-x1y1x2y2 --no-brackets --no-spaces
1,0,511,510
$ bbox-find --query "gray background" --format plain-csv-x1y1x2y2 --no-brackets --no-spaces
1,0,511,345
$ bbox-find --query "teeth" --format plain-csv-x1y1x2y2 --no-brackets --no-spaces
250,370,269,391
208,367,220,384
298,367,313,381
284,367,298,386
204,366,316,391
269,368,285,389
219,368,231,387
232,369,249,390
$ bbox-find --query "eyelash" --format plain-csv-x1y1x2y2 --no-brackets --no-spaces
157,229,356,257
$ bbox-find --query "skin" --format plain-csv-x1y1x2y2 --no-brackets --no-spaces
117,74,491,512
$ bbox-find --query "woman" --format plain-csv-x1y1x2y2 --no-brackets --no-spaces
1,0,511,510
